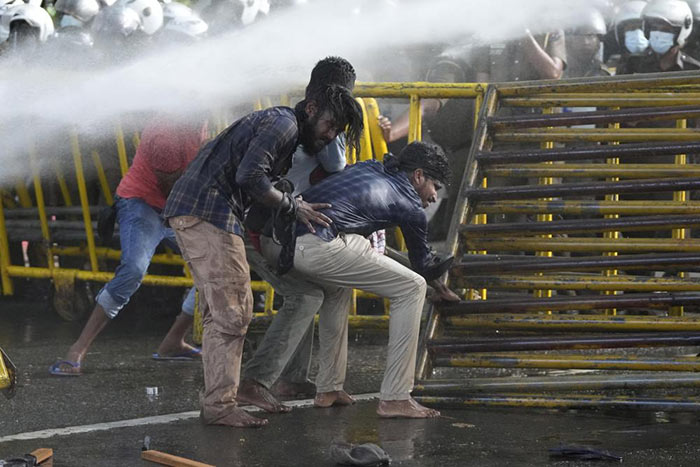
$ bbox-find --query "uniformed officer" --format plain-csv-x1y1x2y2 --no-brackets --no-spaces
473,29,567,83
420,43,478,239
633,0,700,73
565,7,611,78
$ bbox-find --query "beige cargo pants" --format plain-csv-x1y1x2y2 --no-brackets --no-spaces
170,216,253,424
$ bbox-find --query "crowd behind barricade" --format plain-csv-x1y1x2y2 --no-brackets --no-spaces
4,0,700,428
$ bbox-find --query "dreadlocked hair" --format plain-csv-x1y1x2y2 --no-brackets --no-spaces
302,84,363,155
305,56,356,98
397,141,452,187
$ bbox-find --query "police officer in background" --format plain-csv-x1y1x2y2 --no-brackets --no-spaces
472,28,567,83
418,43,477,239
565,7,611,78
614,1,653,75
633,0,700,73
472,29,567,225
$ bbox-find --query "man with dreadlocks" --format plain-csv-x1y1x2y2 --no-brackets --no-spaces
272,141,460,418
237,56,364,415
164,81,364,428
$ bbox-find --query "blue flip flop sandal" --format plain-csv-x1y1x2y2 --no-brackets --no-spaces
49,359,82,376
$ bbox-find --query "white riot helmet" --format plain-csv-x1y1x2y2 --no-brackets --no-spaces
55,0,100,23
198,0,268,31
162,1,192,21
571,7,607,36
6,4,55,43
117,0,163,35
162,14,207,38
642,0,693,47
91,3,141,38
239,0,269,26
614,1,648,45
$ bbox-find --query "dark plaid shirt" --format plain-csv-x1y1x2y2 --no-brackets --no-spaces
164,107,301,235
296,160,433,276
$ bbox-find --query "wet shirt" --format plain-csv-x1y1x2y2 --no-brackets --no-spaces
164,107,301,236
116,119,207,210
295,159,433,276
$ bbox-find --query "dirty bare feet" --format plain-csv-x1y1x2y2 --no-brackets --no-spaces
237,379,292,413
314,390,356,408
272,379,317,399
208,407,269,428
377,398,440,419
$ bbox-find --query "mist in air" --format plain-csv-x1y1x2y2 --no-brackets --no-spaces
0,0,600,183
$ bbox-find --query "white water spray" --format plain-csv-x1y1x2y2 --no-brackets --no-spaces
0,0,601,183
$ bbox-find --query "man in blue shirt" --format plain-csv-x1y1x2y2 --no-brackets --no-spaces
289,141,458,418
165,82,363,428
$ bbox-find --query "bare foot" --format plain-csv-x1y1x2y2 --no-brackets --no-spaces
206,407,269,428
314,390,355,408
272,379,317,399
237,379,291,413
377,398,440,419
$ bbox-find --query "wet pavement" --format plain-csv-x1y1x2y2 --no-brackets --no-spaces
1,295,700,466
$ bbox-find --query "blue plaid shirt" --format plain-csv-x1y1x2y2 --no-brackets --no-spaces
296,159,433,276
164,107,301,235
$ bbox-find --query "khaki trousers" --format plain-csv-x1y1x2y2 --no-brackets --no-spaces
170,216,253,424
293,233,427,400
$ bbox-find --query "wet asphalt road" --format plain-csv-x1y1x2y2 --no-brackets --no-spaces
1,293,700,466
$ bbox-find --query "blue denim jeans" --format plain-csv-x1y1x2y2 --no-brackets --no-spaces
96,197,196,319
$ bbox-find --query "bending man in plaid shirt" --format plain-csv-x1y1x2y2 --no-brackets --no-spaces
164,84,363,428
278,141,460,418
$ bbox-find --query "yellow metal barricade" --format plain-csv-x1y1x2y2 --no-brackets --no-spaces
414,72,700,412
